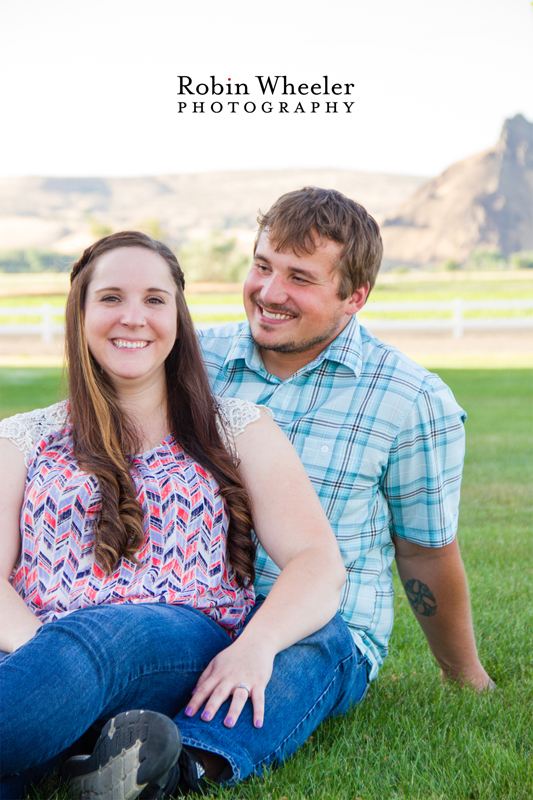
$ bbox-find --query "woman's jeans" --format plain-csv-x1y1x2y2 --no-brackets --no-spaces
0,601,369,798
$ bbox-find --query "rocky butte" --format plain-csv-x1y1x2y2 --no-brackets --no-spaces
380,114,533,267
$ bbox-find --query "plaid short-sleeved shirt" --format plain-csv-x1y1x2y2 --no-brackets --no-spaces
198,317,466,678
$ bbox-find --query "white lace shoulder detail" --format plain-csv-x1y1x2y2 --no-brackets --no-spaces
0,400,69,468
215,396,272,458
0,396,268,467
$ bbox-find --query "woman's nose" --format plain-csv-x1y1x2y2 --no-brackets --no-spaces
120,302,146,327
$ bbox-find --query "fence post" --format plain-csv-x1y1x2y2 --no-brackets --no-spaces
41,303,53,343
453,297,464,339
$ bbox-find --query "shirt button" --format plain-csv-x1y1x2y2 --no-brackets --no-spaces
321,445,329,453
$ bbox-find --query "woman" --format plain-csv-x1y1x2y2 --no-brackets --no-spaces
0,232,345,799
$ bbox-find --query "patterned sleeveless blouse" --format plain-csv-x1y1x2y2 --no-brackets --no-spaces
0,397,264,636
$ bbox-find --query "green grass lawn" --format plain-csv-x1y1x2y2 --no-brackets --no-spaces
1,368,531,799
0,368,66,418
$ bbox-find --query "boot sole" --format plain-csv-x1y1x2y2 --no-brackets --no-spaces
64,709,181,800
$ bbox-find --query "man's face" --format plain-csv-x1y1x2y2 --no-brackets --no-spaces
243,231,368,369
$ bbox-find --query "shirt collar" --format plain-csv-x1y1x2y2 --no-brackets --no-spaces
221,323,268,376
320,315,363,377
221,316,363,381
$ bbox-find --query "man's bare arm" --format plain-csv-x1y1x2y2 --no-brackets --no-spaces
393,535,493,691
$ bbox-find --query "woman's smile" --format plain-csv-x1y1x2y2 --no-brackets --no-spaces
111,338,150,349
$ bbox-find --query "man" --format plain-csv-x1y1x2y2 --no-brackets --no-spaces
191,187,492,775
66,187,491,798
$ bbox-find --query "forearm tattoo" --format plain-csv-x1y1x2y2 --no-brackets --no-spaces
404,578,437,616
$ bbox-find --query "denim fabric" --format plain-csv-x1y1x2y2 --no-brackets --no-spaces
0,603,231,798
178,610,369,782
0,603,368,798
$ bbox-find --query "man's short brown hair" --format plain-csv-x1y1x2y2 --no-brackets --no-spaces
255,186,383,299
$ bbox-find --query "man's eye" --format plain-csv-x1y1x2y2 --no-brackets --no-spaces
292,276,309,284
256,263,270,272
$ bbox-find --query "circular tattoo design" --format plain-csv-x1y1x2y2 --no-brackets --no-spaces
404,578,437,616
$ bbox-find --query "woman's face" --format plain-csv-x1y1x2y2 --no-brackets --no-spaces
83,246,178,392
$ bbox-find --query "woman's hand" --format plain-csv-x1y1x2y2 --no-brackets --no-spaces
184,636,275,729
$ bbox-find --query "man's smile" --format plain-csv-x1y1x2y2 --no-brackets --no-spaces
255,300,298,322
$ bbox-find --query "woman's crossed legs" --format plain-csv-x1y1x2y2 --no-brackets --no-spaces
0,603,231,797
0,603,369,799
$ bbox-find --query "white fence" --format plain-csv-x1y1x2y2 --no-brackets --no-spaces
359,298,533,338
0,304,65,343
1,299,532,341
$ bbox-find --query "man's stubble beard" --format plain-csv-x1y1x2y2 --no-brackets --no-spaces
251,330,334,354
250,313,346,355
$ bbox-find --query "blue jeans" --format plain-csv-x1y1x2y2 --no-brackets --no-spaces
0,601,369,798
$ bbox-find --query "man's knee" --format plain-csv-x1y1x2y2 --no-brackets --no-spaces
265,614,358,702
286,614,369,715
298,613,355,659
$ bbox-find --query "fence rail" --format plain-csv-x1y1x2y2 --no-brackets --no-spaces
1,299,532,341
0,304,64,343
359,298,533,338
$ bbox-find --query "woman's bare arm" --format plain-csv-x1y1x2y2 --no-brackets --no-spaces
0,439,42,652
185,411,346,727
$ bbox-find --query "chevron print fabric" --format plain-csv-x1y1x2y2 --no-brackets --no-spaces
12,423,254,636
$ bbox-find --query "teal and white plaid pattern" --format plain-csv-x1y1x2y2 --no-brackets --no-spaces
199,318,466,679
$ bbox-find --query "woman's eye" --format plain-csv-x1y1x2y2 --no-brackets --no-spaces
101,295,120,303
147,296,164,304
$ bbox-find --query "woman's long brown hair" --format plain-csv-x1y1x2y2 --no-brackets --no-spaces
66,231,255,585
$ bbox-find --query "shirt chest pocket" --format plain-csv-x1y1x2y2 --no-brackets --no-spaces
298,432,385,489
299,435,336,472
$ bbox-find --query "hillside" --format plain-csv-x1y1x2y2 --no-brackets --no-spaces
380,114,533,266
0,169,427,254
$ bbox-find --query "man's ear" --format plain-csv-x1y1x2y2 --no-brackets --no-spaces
345,282,370,316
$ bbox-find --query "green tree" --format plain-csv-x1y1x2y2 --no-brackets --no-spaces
0,248,74,273
178,234,249,283
465,247,507,271
509,250,533,269
87,216,113,239
442,258,461,271
139,218,169,243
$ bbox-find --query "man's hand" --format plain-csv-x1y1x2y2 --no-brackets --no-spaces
394,535,494,694
440,666,495,692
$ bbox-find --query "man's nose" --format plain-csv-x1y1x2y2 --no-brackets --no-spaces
120,301,146,327
259,273,289,306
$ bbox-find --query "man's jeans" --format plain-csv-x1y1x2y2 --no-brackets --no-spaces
0,601,369,798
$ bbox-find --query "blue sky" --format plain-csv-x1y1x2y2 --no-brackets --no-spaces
0,0,531,178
